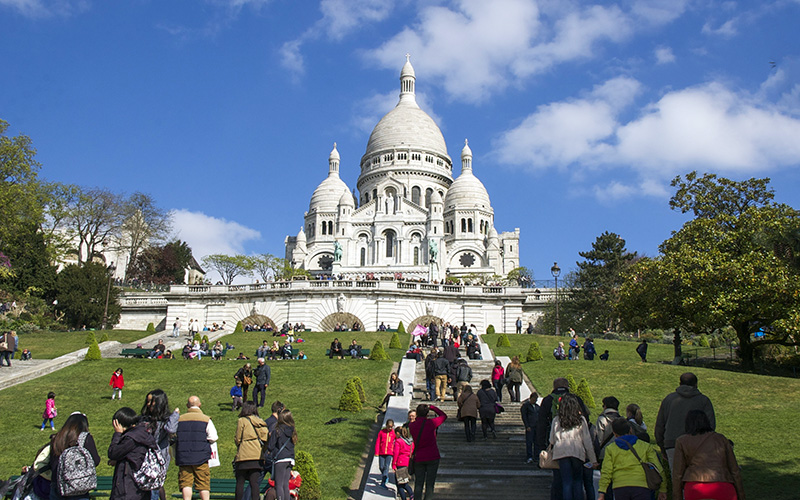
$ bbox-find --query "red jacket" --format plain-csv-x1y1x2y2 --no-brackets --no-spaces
392,437,414,468
408,405,447,462
492,365,504,381
375,428,396,456
110,372,124,389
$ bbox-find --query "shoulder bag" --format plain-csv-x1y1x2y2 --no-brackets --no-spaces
407,420,426,476
539,444,558,469
628,445,662,490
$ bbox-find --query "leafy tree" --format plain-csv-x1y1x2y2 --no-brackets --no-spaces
234,321,244,333
487,324,496,335
38,181,80,264
620,172,800,370
65,187,125,265
250,253,278,282
131,240,194,284
397,321,405,335
55,262,121,329
118,192,172,278
565,232,637,334
272,257,311,281
146,322,156,333
202,254,253,285
506,266,534,287
349,376,367,403
566,374,578,394
0,223,57,297
0,120,43,251
575,378,595,408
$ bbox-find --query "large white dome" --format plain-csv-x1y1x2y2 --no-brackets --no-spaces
309,144,350,213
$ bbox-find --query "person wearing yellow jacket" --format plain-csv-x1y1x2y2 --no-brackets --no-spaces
599,418,667,500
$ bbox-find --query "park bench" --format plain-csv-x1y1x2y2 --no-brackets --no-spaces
257,348,301,359
120,348,150,358
4,476,113,499
326,348,371,358
172,478,237,499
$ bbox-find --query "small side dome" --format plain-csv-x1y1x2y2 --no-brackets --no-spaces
339,190,354,207
430,190,443,204
297,227,307,243
461,139,473,159
488,226,498,239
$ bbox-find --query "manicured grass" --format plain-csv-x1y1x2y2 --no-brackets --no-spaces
12,329,150,359
0,331,404,500
485,333,800,500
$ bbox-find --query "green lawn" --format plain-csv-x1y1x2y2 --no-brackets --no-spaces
0,331,403,499
13,329,151,359
485,333,800,500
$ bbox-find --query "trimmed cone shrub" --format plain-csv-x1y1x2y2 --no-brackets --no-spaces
389,331,402,349
487,324,496,334
85,338,102,360
234,321,244,333
496,334,511,347
350,376,367,403
338,381,362,412
193,333,201,342
526,342,543,362
397,321,405,335
566,374,578,395
369,340,389,361
202,334,210,344
295,450,321,499
85,331,96,345
99,331,109,343
146,322,156,333
575,378,596,408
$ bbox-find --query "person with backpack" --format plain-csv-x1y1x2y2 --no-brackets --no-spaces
505,356,524,403
596,397,622,462
49,412,101,500
108,407,161,500
452,359,472,401
625,404,651,443
140,390,180,500
598,418,666,500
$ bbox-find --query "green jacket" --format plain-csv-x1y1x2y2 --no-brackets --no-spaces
598,439,666,494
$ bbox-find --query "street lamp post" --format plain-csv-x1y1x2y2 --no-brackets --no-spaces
551,262,561,336
102,262,117,331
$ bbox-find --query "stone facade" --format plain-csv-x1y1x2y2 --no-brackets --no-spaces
285,57,519,281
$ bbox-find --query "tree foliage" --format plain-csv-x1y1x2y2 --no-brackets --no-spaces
368,341,389,361
118,192,172,278
130,240,194,284
566,231,637,333
526,342,543,362
202,254,253,285
295,450,321,500
0,120,43,251
84,337,102,360
388,331,402,349
619,172,800,370
338,381,362,412
506,266,534,287
55,262,121,329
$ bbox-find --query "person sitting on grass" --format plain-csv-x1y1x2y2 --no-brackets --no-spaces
256,341,270,359
280,340,293,360
600,350,610,361
212,341,224,360
21,348,32,360
237,353,249,360
296,351,307,360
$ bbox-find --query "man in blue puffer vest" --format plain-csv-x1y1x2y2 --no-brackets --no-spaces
175,396,218,500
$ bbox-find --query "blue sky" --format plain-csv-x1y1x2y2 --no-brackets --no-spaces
2,0,800,283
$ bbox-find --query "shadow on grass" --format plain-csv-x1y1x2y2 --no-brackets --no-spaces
741,457,800,500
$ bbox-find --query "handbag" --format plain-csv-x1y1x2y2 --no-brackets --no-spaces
495,403,505,414
408,420,426,476
628,445,662,490
456,407,463,421
243,375,252,385
538,444,558,469
263,436,290,477
395,466,410,484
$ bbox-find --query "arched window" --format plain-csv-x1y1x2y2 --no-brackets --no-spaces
413,247,419,265
360,247,366,266
385,230,395,258
321,222,327,235
425,188,433,208
468,219,473,232
328,221,334,235
461,219,466,232
412,186,421,205
373,189,378,201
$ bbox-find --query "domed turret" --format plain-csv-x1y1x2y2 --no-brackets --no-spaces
309,143,350,213
445,140,492,210
339,190,354,207
297,227,307,243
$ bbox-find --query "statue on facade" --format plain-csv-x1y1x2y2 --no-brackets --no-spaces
428,238,438,261
333,241,343,262
337,293,346,313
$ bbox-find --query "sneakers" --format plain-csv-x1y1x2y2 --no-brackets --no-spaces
525,458,534,464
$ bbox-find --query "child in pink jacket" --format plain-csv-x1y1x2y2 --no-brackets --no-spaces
40,391,56,431
375,419,396,488
392,426,414,500
110,367,124,400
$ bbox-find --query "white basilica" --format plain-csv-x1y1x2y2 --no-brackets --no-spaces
285,57,520,281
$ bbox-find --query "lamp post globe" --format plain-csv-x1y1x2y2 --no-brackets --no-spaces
550,262,561,336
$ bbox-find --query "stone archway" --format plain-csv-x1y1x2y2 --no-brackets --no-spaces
408,315,444,332
239,314,277,331
319,312,366,332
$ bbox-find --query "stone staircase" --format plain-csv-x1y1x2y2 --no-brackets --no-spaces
411,348,554,499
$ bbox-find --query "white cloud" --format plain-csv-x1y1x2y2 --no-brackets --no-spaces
319,0,397,40
629,0,690,25
654,46,675,64
494,77,641,169
170,209,261,261
279,40,305,80
0,0,87,18
701,18,738,37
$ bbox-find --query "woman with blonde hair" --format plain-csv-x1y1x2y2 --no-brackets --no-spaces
626,403,650,442
549,393,597,500
505,356,524,402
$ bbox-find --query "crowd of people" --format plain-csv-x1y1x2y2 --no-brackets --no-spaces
14,390,301,500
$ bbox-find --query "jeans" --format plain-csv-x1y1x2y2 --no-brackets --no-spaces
612,486,652,500
0,351,11,366
582,463,595,500
412,459,439,500
463,416,477,442
235,467,261,500
525,428,535,460
558,457,584,500
426,378,436,401
492,379,504,402
241,467,268,500
253,384,266,407
378,455,392,484
551,469,563,500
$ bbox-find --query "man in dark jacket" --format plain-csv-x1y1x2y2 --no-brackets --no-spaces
655,372,715,469
520,392,539,464
536,378,591,500
253,358,271,407
443,341,460,363
424,349,437,401
452,358,472,400
175,396,218,500
433,351,451,401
